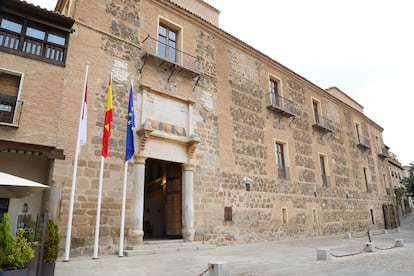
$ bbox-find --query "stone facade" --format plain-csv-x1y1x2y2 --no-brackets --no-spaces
0,0,397,257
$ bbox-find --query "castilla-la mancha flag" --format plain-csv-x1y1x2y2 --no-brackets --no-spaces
102,73,113,158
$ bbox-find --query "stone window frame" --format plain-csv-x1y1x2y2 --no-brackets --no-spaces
312,208,318,223
0,67,24,127
157,16,183,64
311,96,323,124
354,120,362,142
369,208,375,224
318,152,330,187
383,173,390,195
274,139,290,180
362,166,372,192
281,207,288,224
267,73,283,106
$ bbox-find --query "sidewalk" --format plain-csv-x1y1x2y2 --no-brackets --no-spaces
56,214,414,275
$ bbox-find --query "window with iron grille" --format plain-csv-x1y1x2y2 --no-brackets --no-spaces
0,69,23,125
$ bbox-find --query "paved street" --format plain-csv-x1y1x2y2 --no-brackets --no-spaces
56,213,414,275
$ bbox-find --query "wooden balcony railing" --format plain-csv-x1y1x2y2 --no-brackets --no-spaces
0,29,66,65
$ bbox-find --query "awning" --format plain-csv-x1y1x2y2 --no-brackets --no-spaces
0,172,49,198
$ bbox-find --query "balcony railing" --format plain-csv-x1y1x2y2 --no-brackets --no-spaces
357,136,371,150
277,166,290,180
265,93,296,117
0,93,23,126
313,114,334,132
140,35,200,79
0,29,66,65
378,146,390,158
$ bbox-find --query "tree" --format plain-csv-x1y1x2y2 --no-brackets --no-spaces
402,162,414,197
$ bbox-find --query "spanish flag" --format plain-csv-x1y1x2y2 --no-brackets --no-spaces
102,73,113,158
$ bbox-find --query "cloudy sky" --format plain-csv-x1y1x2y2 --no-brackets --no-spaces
29,0,414,165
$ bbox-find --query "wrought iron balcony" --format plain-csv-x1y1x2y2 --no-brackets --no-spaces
277,166,290,180
0,93,23,126
265,93,296,117
357,136,371,150
378,146,390,158
140,35,200,80
312,114,334,132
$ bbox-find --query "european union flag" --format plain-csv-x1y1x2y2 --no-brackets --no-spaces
125,84,135,161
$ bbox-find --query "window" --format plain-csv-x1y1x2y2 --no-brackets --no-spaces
269,78,280,106
370,209,375,224
158,23,178,63
312,99,321,124
312,208,318,223
0,198,9,219
282,208,288,224
363,167,371,192
0,12,70,64
276,142,288,179
0,69,23,125
355,122,361,142
384,174,390,195
319,154,329,186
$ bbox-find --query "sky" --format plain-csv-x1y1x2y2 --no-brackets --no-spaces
28,0,414,165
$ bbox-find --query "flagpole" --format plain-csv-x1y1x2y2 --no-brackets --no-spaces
119,160,128,257
119,79,135,257
64,62,90,262
93,156,105,259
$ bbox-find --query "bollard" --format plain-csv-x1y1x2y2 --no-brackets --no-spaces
316,248,331,261
367,230,372,242
208,262,229,276
365,242,374,252
344,233,351,239
394,239,405,247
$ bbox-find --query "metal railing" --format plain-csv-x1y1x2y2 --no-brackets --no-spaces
313,114,334,132
265,93,296,116
0,93,23,125
141,35,199,73
378,146,390,158
357,136,371,150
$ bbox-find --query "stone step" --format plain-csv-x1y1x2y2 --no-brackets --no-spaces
124,240,215,257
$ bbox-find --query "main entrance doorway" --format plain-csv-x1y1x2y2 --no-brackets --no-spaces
143,159,182,239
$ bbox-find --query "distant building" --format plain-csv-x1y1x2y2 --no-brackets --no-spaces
1,0,398,257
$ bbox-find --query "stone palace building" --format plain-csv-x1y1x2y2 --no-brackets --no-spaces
0,0,398,257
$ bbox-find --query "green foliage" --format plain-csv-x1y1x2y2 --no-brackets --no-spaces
0,214,34,271
43,219,60,263
0,213,13,270
402,162,414,197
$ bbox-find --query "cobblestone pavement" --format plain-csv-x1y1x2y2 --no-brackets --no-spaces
56,213,414,275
